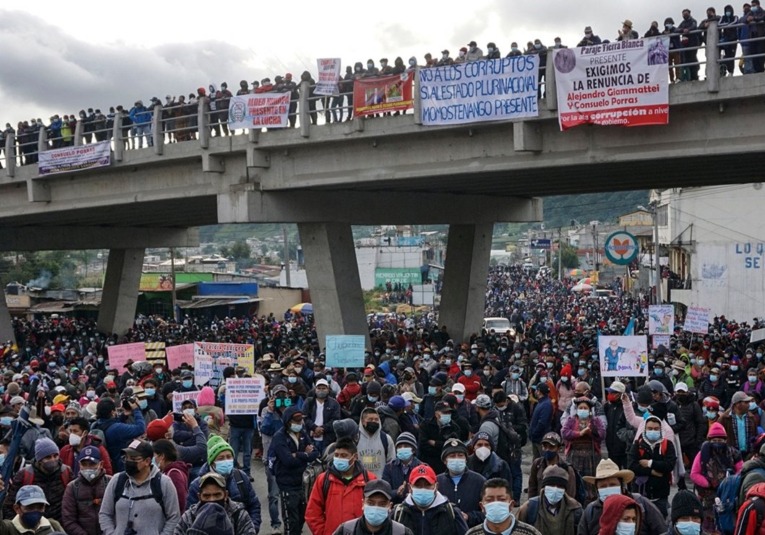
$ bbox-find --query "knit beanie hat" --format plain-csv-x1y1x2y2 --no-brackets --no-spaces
636,385,653,405
207,435,234,466
708,422,727,439
560,364,572,378
188,503,234,535
35,437,59,462
542,465,569,488
396,431,418,450
671,490,703,523
333,418,359,440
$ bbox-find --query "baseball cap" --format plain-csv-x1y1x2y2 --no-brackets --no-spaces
146,414,173,441
473,394,492,409
388,395,408,411
451,383,466,393
199,472,227,489
122,439,153,459
16,485,49,506
732,391,753,405
541,432,562,447
315,379,329,388
408,464,437,485
674,382,689,393
76,446,101,464
364,479,393,499
607,381,626,394
434,401,453,413
402,392,422,404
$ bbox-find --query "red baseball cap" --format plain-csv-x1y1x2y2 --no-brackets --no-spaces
146,414,173,441
408,464,437,485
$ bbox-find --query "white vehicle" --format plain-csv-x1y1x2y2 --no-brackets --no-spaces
483,317,516,337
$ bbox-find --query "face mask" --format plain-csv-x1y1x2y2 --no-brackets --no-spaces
81,468,99,481
675,521,701,535
0,417,13,427
544,486,565,504
463,370,473,377
598,485,622,501
0,454,5,466
290,423,303,433
288,377,298,384
364,422,380,434
215,459,234,476
484,501,511,524
183,408,195,418
475,446,491,461
616,522,636,535
155,368,163,375
125,459,140,476
182,380,193,388
546,362,553,369
397,447,413,461
144,388,155,397
333,456,351,472
44,407,51,417
637,405,649,413
409,59,416,66
731,366,739,371
706,410,718,419
138,399,148,410
758,353,763,359
368,395,378,402
447,458,466,474
511,373,520,380
655,369,663,376
512,47,519,52
104,375,114,383
97,357,104,363
751,402,759,411
69,433,82,447
364,505,389,526
698,360,705,366
428,386,437,395
21,511,43,529
412,488,435,507
445,359,452,366
439,414,452,425
561,377,569,383
646,430,661,441
709,375,718,382
316,390,328,399
367,63,374,69
577,409,590,419
750,376,758,383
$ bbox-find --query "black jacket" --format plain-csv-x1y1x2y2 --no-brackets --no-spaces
436,470,487,527
418,418,461,473
629,437,676,499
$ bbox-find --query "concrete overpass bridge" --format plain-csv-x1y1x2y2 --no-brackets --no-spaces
3,60,765,346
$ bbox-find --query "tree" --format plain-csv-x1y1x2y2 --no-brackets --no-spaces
553,242,579,277
229,240,251,260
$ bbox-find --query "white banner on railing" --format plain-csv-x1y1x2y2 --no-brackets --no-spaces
315,58,341,96
228,94,290,129
38,141,111,176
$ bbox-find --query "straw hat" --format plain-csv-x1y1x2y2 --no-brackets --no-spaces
583,458,634,485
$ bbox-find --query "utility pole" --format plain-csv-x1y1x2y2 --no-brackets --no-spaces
282,225,291,287
170,247,177,321
591,223,598,272
653,201,661,304
558,227,563,281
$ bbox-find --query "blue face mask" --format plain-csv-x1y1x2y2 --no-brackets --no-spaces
0,454,6,466
616,522,636,535
706,410,718,420
368,395,378,402
428,386,438,395
0,417,13,427
144,388,156,397
577,409,590,419
544,486,565,504
182,380,193,388
483,501,511,524
411,488,436,507
709,375,718,382
598,485,622,501
290,423,303,433
364,505,389,526
543,450,557,461
214,459,234,476
750,376,758,384
333,456,351,472
646,430,661,442
447,458,466,474
511,373,520,380
578,369,586,377
675,521,701,535
655,369,663,376
397,447,413,461
439,414,452,425
288,377,298,384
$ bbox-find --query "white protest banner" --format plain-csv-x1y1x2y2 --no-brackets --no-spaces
228,94,290,129
107,342,146,370
598,335,649,377
553,37,670,130
172,391,200,413
38,141,111,176
652,334,671,350
193,342,255,388
315,58,341,96
684,306,711,334
326,335,366,368
166,344,195,369
419,56,539,126
224,377,266,415
752,328,765,344
648,304,674,335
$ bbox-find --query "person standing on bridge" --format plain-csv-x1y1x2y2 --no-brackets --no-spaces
129,100,152,148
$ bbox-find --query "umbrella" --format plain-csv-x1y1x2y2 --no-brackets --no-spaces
290,303,313,314
571,283,593,293
578,277,593,285
569,269,586,277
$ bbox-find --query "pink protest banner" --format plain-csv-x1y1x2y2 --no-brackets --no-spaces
166,344,194,369
107,342,146,369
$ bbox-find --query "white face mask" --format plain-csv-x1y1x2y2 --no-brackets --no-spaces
475,446,491,461
598,485,622,501
69,433,82,447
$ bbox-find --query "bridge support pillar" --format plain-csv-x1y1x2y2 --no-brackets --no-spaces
439,223,493,343
98,248,144,336
297,222,370,349
0,295,15,346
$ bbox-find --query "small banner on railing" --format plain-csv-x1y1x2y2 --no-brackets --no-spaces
315,58,341,96
353,72,414,117
228,94,290,129
38,141,111,176
419,56,540,126
553,36,670,130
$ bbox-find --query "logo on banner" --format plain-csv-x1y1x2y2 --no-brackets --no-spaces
604,231,639,265
230,100,247,123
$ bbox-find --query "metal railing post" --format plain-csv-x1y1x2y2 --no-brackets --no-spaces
545,49,557,111
413,67,422,125
113,114,124,162
5,134,15,178
198,96,210,149
74,120,83,147
152,104,163,155
299,81,310,138
706,21,720,93
37,127,48,156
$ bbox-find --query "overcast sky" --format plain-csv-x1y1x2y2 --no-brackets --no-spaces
2,0,719,125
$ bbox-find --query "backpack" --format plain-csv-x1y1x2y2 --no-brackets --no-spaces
321,468,369,500
483,415,518,464
231,469,252,505
525,497,542,525
717,471,745,535
393,501,455,523
734,495,765,535
557,460,587,506
341,518,405,535
72,474,111,508
90,420,115,453
20,465,72,489
112,471,166,517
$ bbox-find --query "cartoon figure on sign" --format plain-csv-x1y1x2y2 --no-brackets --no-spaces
604,338,627,371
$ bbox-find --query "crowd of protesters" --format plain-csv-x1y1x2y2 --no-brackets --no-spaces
4,5,765,169
0,264,764,534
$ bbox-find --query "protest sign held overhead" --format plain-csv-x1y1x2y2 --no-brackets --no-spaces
193,342,255,388
648,304,675,335
353,72,413,117
107,342,146,370
315,58,341,96
225,377,266,415
598,335,649,377
684,306,711,334
553,37,669,130
419,56,539,125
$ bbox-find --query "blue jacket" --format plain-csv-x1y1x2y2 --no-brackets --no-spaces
129,105,152,125
259,409,285,437
92,409,146,472
529,395,553,443
187,465,261,531
436,470,486,527
382,458,422,503
268,406,320,490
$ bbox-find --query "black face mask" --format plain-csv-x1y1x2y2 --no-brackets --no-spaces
51,415,64,426
364,422,380,434
125,460,141,476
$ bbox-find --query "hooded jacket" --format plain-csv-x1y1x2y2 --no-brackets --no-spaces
268,405,320,489
306,462,376,535
163,460,190,512
61,471,112,535
393,491,468,535
357,411,395,478
599,494,640,535
578,492,663,535
175,498,255,535
187,463,261,530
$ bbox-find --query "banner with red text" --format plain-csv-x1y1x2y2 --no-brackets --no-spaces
38,141,111,176
315,58,341,96
228,94,290,129
353,72,414,117
553,37,669,130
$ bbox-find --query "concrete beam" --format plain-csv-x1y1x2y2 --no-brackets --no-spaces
297,223,370,349
438,224,493,343
218,190,542,225
0,296,15,346
0,227,199,251
98,248,144,336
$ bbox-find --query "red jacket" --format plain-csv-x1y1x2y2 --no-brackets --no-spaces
60,436,113,476
458,375,483,401
163,460,190,512
735,482,765,535
305,466,375,535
